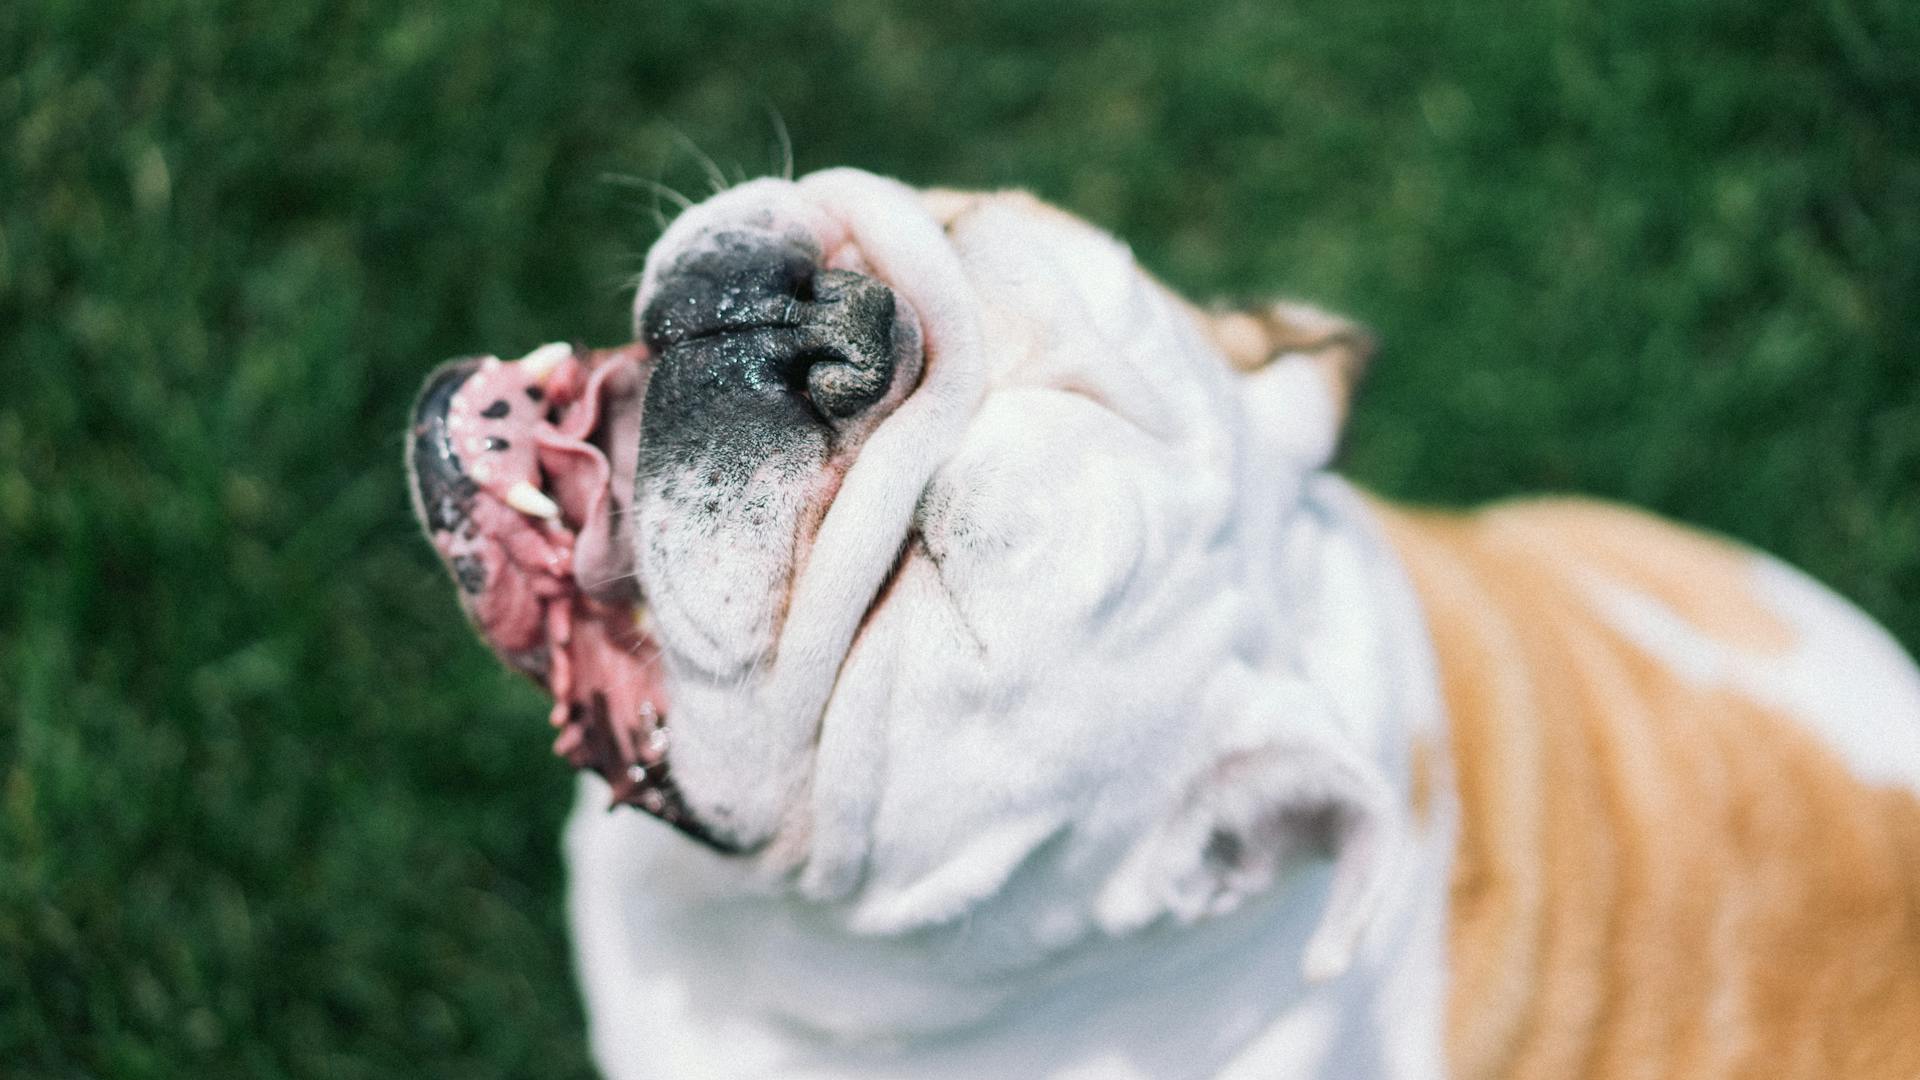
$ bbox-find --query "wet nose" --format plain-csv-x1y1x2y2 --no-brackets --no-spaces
636,234,905,466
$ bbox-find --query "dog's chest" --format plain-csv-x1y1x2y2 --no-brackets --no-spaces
567,812,1447,1080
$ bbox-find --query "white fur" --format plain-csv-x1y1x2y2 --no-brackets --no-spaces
569,477,1453,1080
1583,556,1920,793
579,170,1456,1078
565,168,1920,1080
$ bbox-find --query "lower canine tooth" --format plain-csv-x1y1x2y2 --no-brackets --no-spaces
520,341,572,384
505,481,561,520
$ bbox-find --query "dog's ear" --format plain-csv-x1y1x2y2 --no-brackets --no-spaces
1207,299,1376,410
1199,299,1375,470
1205,301,1376,466
1095,728,1400,984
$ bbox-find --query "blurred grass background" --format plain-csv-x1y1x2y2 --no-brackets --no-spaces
4,0,1916,1076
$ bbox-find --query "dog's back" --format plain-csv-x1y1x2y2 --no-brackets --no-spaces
1377,498,1920,1080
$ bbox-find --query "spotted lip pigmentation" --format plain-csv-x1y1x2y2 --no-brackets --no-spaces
408,342,738,852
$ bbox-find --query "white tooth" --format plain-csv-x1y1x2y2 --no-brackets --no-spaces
520,341,573,384
504,481,561,520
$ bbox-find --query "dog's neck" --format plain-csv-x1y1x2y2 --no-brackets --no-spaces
567,472,1453,1080
1275,475,1448,809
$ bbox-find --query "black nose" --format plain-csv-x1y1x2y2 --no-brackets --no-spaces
637,234,903,469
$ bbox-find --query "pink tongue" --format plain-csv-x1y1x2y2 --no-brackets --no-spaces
431,343,667,796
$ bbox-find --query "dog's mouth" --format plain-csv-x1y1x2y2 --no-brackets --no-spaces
409,342,738,851
409,173,982,859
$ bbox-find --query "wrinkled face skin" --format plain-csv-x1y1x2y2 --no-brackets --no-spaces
623,169,1331,926
414,169,1373,990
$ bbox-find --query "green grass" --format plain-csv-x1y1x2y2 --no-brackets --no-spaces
4,0,1916,1075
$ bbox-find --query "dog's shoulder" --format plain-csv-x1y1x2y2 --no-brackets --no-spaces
1373,495,1920,1080
1383,495,1920,791
1497,498,1919,788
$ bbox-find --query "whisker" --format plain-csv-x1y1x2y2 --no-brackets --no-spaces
614,268,650,304
586,567,643,592
624,638,667,686
603,172,692,245
766,104,795,181
670,129,732,196
603,172,695,213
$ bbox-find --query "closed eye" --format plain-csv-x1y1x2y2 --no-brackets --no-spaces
1051,376,1176,444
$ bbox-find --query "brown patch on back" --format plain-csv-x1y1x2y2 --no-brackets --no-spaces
1480,499,1797,654
1375,497,1920,1080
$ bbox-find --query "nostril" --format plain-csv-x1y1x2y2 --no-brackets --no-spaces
777,344,834,420
801,345,889,421
790,272,816,305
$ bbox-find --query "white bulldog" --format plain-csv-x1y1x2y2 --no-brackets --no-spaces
411,169,1920,1080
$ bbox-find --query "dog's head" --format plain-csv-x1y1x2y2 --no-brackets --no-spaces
412,168,1392,985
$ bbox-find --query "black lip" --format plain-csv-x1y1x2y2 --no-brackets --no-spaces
572,697,742,854
408,357,483,535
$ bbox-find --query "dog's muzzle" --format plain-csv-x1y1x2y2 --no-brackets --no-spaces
406,221,928,855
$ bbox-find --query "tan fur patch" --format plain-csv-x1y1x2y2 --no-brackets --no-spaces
1409,734,1438,827
1375,498,1920,1080
1479,499,1797,654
